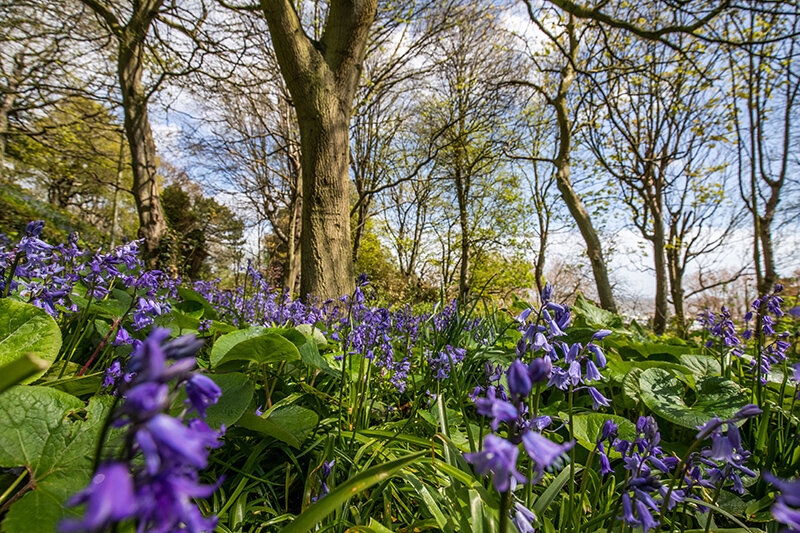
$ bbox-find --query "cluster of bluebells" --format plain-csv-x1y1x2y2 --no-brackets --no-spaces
464,354,572,531
598,416,683,532
593,405,762,533
514,283,613,409
0,221,174,334
61,328,224,533
427,345,467,380
702,284,794,384
691,405,762,496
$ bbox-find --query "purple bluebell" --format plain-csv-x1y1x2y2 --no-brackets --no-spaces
185,375,222,418
507,359,532,398
511,502,537,533
464,434,527,492
60,462,137,532
521,430,573,482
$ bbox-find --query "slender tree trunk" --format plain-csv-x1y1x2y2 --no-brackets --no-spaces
454,157,470,301
118,36,167,267
758,213,777,294
666,239,686,338
552,16,617,313
651,199,669,334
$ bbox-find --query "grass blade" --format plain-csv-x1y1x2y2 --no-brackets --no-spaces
277,451,426,533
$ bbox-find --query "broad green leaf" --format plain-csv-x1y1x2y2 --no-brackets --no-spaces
605,360,692,383
572,293,623,329
177,287,219,320
680,354,721,377
609,339,693,361
277,451,426,533
294,323,329,349
210,326,301,368
174,372,254,430
639,369,750,429
237,405,318,448
296,335,340,377
0,299,61,383
0,387,117,533
620,367,644,409
571,413,637,457
0,353,49,394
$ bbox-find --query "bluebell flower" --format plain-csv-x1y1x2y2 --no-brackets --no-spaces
507,359,532,398
511,502,537,533
134,472,219,533
521,430,573,482
185,375,222,418
61,462,137,532
464,434,526,492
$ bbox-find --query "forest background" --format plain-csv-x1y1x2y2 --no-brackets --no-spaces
2,0,799,335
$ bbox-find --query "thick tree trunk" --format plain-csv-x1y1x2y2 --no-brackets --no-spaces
296,103,355,300
261,0,376,300
118,37,167,267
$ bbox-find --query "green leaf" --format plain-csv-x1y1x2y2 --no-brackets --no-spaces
277,451,426,533
210,326,302,368
0,387,117,533
296,335,340,378
572,293,623,329
620,367,644,409
294,323,329,349
0,299,61,383
571,413,637,457
639,369,749,429
237,405,318,448
0,353,49,393
532,465,581,515
176,287,219,320
174,372,254,430
679,354,721,377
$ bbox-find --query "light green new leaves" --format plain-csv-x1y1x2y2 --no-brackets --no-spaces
0,299,61,383
0,387,116,533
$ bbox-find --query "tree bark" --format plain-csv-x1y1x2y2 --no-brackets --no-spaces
551,17,618,313
118,34,168,267
650,201,669,334
260,0,376,300
0,53,23,184
79,0,168,267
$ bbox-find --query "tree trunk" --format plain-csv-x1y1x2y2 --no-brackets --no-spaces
758,213,777,294
454,163,470,301
666,243,686,338
296,103,356,300
0,54,23,184
261,0,376,300
551,15,618,313
118,36,168,267
651,200,669,334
